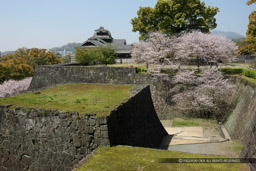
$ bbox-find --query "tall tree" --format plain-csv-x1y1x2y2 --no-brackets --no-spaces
131,0,219,39
238,0,256,55
246,11,256,43
132,31,237,67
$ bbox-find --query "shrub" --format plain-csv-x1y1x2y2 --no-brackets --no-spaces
0,48,60,83
243,68,256,79
0,60,34,84
75,45,116,66
96,45,116,65
75,47,97,65
220,68,244,75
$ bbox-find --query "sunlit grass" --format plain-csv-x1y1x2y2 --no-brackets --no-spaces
77,146,248,171
0,84,133,116
172,118,217,128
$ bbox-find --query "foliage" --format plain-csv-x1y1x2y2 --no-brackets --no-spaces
136,67,147,73
61,55,71,64
238,42,256,55
75,45,116,65
0,48,60,83
221,67,256,80
78,146,247,171
131,0,219,39
243,68,256,79
220,68,243,75
0,77,32,97
132,31,237,68
96,45,116,65
75,47,97,65
170,68,234,121
1,48,61,67
0,84,133,116
246,11,256,43
247,0,256,5
0,59,34,84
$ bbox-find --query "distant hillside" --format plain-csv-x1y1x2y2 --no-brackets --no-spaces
211,30,245,40
49,42,82,54
1,51,15,56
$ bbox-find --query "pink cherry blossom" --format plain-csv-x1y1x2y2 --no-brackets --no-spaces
0,77,32,97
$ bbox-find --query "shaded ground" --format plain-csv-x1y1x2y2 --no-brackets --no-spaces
0,84,133,116
160,118,243,157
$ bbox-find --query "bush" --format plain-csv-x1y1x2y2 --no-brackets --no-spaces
221,67,256,80
0,60,34,84
220,68,243,75
0,48,60,83
136,67,147,73
75,47,97,65
243,68,256,79
75,45,116,66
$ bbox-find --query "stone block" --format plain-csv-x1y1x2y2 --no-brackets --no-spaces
100,131,109,138
85,127,94,134
22,155,32,165
73,137,81,148
100,125,108,131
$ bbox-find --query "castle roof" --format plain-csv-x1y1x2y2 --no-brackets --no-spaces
81,27,131,55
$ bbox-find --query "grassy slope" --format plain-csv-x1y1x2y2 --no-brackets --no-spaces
172,118,217,128
0,84,133,116
77,146,248,171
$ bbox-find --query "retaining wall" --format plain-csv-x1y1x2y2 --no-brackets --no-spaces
29,65,175,119
0,85,167,170
224,77,256,170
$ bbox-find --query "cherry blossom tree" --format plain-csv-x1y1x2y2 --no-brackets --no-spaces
132,31,237,69
132,32,177,65
0,77,32,97
174,31,237,68
170,68,234,121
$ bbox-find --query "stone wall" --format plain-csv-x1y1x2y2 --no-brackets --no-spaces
29,65,138,90
29,65,175,119
0,85,167,170
0,106,109,171
224,77,256,170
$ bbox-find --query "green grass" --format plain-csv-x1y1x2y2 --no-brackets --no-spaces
240,75,256,85
173,118,217,128
0,84,133,116
229,141,244,152
77,146,248,171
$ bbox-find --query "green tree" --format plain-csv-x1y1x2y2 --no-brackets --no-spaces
75,45,116,66
246,11,256,43
96,45,116,65
131,0,219,39
0,48,60,83
238,1,256,55
75,47,97,65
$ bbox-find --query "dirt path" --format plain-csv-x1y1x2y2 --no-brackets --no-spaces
160,120,243,157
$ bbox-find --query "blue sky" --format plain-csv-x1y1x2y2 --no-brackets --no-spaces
0,0,255,51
